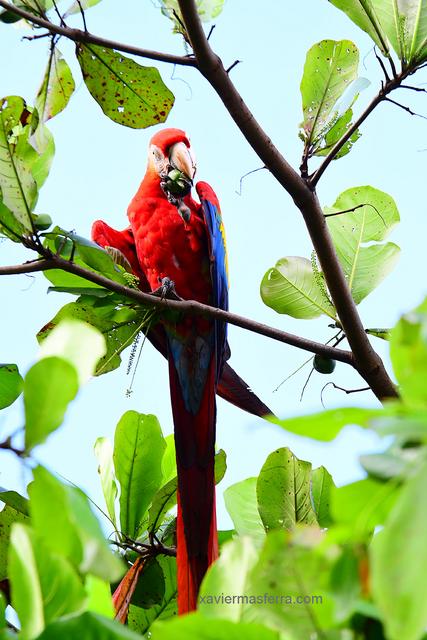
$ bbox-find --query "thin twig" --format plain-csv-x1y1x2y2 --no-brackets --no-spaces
0,0,197,67
235,166,266,195
226,59,241,74
385,97,427,120
76,0,88,32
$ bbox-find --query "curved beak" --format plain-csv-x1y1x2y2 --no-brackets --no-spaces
169,142,196,182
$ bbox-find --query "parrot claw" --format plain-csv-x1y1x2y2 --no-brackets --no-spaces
152,277,182,301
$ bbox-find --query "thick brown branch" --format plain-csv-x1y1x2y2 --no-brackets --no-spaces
177,0,397,401
0,257,353,365
0,0,196,67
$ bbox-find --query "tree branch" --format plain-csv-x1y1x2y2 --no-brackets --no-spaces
0,0,196,67
0,257,354,365
177,0,397,401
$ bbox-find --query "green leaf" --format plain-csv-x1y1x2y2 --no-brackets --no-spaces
148,449,226,533
153,615,280,640
313,107,361,159
161,434,177,483
199,537,259,621
10,524,87,636
273,406,387,441
35,48,75,122
128,555,177,634
325,186,400,304
85,575,115,618
300,40,359,150
8,524,44,640
328,0,391,56
329,0,427,65
160,0,225,35
243,530,333,635
114,412,166,538
331,477,399,534
0,488,29,515
0,503,29,581
24,356,79,450
36,611,144,639
390,303,427,407
260,256,336,320
311,466,335,527
330,547,361,621
0,8,22,22
0,96,36,230
28,466,124,582
223,478,265,544
0,199,27,241
257,448,317,531
94,437,118,527
371,460,427,640
37,295,144,376
0,363,23,409
38,318,106,385
64,0,103,17
76,44,174,129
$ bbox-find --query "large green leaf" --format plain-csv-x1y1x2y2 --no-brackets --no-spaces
331,477,399,534
9,524,86,638
151,614,280,640
390,301,427,407
300,40,359,151
128,555,177,634
39,319,106,385
328,0,391,56
37,295,144,376
8,524,44,640
371,460,427,640
0,363,23,409
94,437,118,527
0,503,29,581
148,450,226,533
223,478,265,544
37,611,143,639
311,466,335,527
272,406,386,440
76,44,174,129
256,448,317,531
28,466,124,582
114,412,166,538
329,0,427,65
24,356,79,451
325,186,400,304
260,256,336,319
35,47,75,122
0,96,36,231
199,537,259,621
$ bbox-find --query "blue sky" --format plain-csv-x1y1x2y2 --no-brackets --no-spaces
1,0,426,530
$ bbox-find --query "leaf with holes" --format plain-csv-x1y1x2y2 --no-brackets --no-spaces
300,40,359,153
36,47,75,122
0,96,37,231
260,256,336,319
325,186,400,304
76,44,174,129
257,448,318,531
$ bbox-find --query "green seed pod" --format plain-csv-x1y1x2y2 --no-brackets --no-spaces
34,214,52,231
313,354,336,374
165,168,192,196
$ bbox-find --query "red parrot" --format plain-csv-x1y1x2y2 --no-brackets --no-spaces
92,128,270,614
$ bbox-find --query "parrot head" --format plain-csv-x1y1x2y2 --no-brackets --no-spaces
149,128,197,188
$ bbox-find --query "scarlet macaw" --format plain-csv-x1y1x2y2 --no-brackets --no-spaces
92,128,269,613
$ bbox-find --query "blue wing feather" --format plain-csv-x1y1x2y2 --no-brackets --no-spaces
196,181,229,381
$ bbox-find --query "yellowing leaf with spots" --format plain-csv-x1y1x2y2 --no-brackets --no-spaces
76,43,175,129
